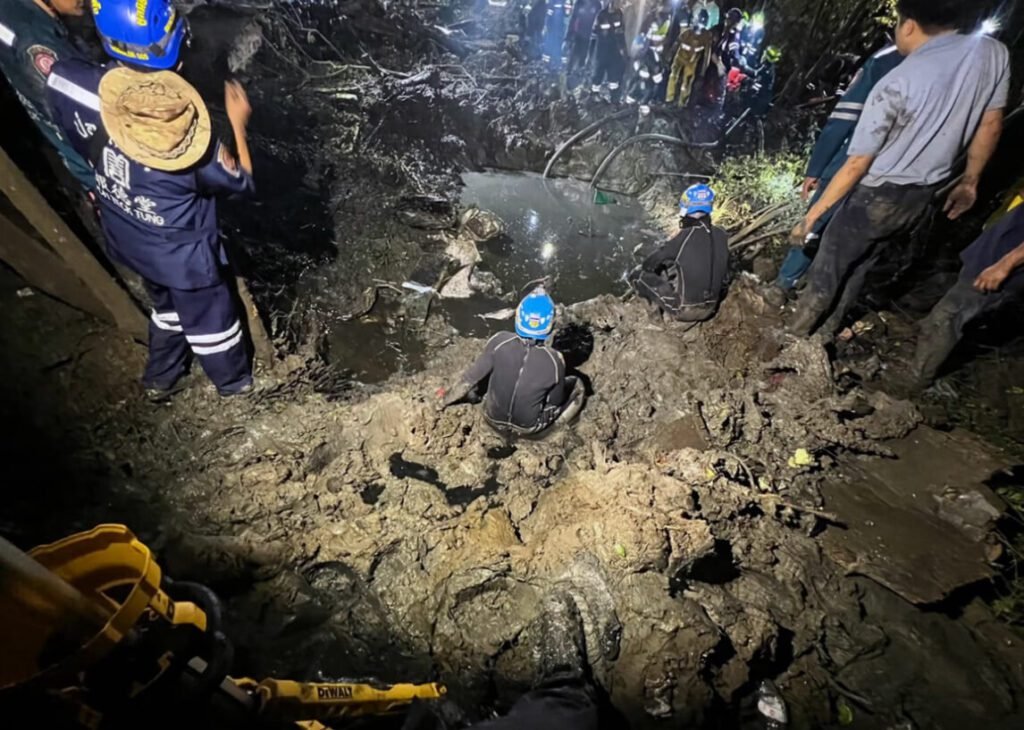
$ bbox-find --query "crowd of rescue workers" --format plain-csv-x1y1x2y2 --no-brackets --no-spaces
1,0,1022,446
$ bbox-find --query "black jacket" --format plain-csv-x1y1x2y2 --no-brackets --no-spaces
460,332,568,430
639,217,729,307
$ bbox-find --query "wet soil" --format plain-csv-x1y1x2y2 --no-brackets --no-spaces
4,262,1024,729
5,3,1024,729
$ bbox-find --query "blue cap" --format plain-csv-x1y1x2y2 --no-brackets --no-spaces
515,290,556,340
679,183,715,217
94,0,187,70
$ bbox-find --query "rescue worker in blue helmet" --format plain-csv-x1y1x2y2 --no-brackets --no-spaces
441,289,585,437
45,0,257,400
628,183,729,324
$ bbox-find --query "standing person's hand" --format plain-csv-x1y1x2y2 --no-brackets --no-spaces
944,179,978,220
800,177,819,202
973,262,1011,292
225,81,252,130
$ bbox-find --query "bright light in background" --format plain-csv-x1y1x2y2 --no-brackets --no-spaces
540,241,556,261
980,17,1002,35
751,12,765,32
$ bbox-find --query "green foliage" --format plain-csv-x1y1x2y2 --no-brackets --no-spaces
993,485,1024,629
711,152,805,230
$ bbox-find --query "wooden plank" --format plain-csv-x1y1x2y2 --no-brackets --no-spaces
0,213,108,319
235,274,277,370
0,145,146,340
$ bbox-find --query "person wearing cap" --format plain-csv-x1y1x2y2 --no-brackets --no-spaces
628,184,729,324
44,0,256,399
440,289,585,437
0,0,98,191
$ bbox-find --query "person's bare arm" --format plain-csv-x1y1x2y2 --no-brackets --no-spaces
974,238,1024,292
945,108,1004,221
225,81,253,175
801,154,873,234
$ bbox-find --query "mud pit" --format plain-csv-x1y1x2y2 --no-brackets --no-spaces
5,262,1024,728
5,2,1024,728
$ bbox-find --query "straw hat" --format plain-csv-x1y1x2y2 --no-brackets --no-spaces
99,67,211,172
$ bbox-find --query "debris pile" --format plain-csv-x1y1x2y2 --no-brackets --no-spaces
121,279,1018,728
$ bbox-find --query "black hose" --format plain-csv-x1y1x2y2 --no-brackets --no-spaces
589,133,718,192
542,107,636,179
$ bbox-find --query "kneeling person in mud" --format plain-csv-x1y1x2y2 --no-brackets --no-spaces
628,184,729,324
441,290,584,437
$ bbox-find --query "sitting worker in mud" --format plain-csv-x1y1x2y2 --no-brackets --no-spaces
628,183,730,324
441,289,585,437
45,0,257,401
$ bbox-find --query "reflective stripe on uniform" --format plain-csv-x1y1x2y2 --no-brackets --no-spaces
608,82,619,90
652,73,664,83
47,73,101,111
599,23,611,29
639,69,651,78
151,311,183,332
0,21,16,47
191,331,243,356
834,101,864,111
829,111,859,122
186,320,241,345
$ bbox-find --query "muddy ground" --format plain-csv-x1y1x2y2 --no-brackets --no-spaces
5,261,1024,729
5,2,1024,729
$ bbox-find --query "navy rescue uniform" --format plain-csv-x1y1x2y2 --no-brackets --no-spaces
590,7,625,100
46,59,254,395
458,331,580,436
0,0,94,189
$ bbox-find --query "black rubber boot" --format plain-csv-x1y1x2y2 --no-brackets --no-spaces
534,590,588,684
786,292,829,336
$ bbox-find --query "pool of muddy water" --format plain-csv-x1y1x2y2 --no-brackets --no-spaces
327,171,663,383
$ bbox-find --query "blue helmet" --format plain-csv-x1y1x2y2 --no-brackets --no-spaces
93,0,187,70
679,183,715,217
515,290,556,340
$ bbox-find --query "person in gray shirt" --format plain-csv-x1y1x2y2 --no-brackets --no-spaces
788,0,1010,338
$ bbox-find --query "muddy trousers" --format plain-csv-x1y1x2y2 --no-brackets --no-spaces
913,271,1018,383
486,377,583,438
774,182,836,291
471,678,598,730
792,182,938,336
630,270,718,323
541,13,567,71
591,52,624,100
143,279,253,395
666,54,699,106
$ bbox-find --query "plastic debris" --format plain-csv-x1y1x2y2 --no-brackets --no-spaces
613,543,627,558
16,287,34,298
787,448,816,469
837,700,854,726
756,680,788,727
401,281,436,295
478,307,516,321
